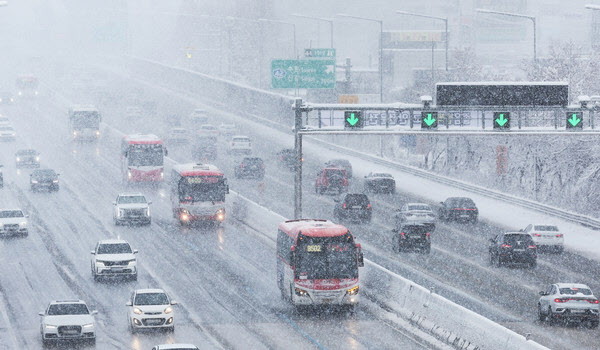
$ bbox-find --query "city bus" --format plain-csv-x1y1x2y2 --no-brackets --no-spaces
69,106,101,140
170,163,228,225
121,134,167,183
277,219,364,308
16,75,39,98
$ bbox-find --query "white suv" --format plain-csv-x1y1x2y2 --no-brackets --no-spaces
91,239,138,281
229,135,252,154
39,300,97,346
538,283,599,327
522,224,564,253
127,289,177,332
113,192,151,225
0,209,28,237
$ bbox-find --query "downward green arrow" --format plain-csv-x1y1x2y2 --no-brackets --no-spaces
423,113,436,126
346,113,359,126
495,113,508,127
568,113,581,127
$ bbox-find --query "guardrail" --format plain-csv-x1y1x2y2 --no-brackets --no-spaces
126,56,600,230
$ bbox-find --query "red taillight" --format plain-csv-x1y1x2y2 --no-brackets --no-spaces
400,232,406,239
501,244,511,248
555,298,568,303
587,299,599,304
342,203,347,209
366,204,371,209
534,233,541,237
240,163,244,168
528,244,536,249
426,232,430,237
556,234,563,238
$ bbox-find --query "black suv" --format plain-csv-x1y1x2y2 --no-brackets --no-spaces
333,193,371,223
392,224,431,254
234,157,265,179
276,148,296,170
438,197,478,223
489,232,537,268
30,169,59,191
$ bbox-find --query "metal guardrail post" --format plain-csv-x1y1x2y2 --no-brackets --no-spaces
410,110,414,129
593,109,596,130
482,110,485,129
554,110,558,129
385,109,390,128
294,98,303,219
518,110,521,129
318,109,322,129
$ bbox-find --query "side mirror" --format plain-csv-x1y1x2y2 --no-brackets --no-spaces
440,202,444,205
147,201,152,205
112,201,117,205
90,250,95,255
25,215,29,218
126,301,132,306
170,301,178,305
290,246,296,264
133,249,138,254
489,238,495,243
539,291,547,296
164,148,168,156
392,228,398,233
91,310,98,315
38,311,45,316
225,185,229,194
519,229,524,232
364,175,367,178
333,199,340,203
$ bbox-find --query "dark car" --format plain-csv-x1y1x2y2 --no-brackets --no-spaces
489,232,537,268
0,165,3,188
30,169,59,191
192,136,217,161
364,172,396,194
438,197,478,223
0,91,15,105
276,148,297,170
315,168,348,194
324,159,353,178
15,149,40,168
333,193,372,223
234,157,265,179
392,224,431,254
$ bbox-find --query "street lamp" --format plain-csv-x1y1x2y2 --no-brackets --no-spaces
291,13,334,48
476,8,537,63
337,13,383,103
396,10,448,71
258,18,297,58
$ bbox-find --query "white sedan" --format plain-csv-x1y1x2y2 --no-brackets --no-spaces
0,209,28,237
538,283,599,327
39,299,97,345
91,239,138,281
522,224,564,253
127,289,177,332
395,203,436,229
229,135,252,154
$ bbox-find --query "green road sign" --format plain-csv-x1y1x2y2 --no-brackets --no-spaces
493,112,510,130
421,112,438,129
271,59,336,89
566,112,583,129
344,111,364,129
304,48,336,58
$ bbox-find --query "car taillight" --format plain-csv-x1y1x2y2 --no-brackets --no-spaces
533,233,541,237
342,203,347,209
280,155,283,161
426,232,430,237
501,244,511,248
400,232,406,239
366,204,371,209
587,299,599,304
528,244,536,249
240,163,244,168
556,234,563,238
555,298,568,303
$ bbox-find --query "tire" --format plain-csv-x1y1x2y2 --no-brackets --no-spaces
529,261,537,269
555,246,564,254
423,245,431,254
131,273,138,281
93,273,99,282
590,321,599,329
42,338,51,348
547,307,554,323
538,304,546,322
21,230,28,238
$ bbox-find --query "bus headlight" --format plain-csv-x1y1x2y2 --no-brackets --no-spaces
180,209,190,221
145,208,150,217
95,130,100,136
18,91,22,96
295,288,308,297
127,170,132,179
73,131,78,137
346,286,359,296
216,209,225,221
118,209,124,217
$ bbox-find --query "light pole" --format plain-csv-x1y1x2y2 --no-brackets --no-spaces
337,13,383,103
258,18,297,58
476,8,537,63
396,10,448,71
585,4,600,51
291,14,334,48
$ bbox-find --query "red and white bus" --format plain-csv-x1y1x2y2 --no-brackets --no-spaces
277,219,364,308
170,163,229,225
16,75,39,98
121,134,167,183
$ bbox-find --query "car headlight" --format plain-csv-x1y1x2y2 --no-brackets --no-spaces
52,180,58,183
73,131,78,137
95,130,100,136
145,208,150,216
164,306,173,314
18,91,22,96
216,209,225,221
16,157,20,161
31,180,38,184
19,221,27,226
346,286,359,296
44,324,57,330
95,260,105,267
82,323,94,329
118,209,124,217
127,170,132,179
35,156,40,161
128,259,136,266
133,307,143,315
295,288,308,297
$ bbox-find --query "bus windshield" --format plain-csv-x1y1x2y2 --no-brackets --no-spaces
72,112,100,129
178,176,226,202
295,234,358,280
127,145,163,166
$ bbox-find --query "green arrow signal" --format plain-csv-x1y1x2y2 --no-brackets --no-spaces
423,113,436,126
495,113,508,127
346,113,359,126
568,113,581,127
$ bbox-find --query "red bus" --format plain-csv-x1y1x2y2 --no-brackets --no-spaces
121,134,167,183
277,219,364,308
170,163,228,225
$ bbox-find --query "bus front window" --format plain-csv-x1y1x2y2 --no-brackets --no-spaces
178,177,226,202
128,146,163,166
295,236,358,280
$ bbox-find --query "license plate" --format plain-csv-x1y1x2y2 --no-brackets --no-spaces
111,267,124,272
352,206,362,209
571,309,585,313
409,235,421,239
513,249,525,252
460,215,470,218
322,298,333,304
63,330,78,335
146,319,162,324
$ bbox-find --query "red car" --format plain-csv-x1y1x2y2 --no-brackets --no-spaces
315,168,348,194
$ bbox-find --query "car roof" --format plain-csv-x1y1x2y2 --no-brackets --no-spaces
135,288,166,294
555,283,591,289
155,345,199,350
0,208,24,212
97,239,130,245
406,203,430,207
530,224,559,229
242,157,263,161
16,149,37,154
232,135,249,138
32,168,55,173
50,299,86,305
503,232,530,236
118,192,145,197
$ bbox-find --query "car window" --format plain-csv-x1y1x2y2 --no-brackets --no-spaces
503,234,533,244
547,285,555,295
97,243,132,254
0,210,24,218
560,287,592,295
344,194,368,205
47,303,90,315
233,137,249,142
408,204,431,211
118,196,146,204
525,224,532,232
134,292,169,305
534,225,559,231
